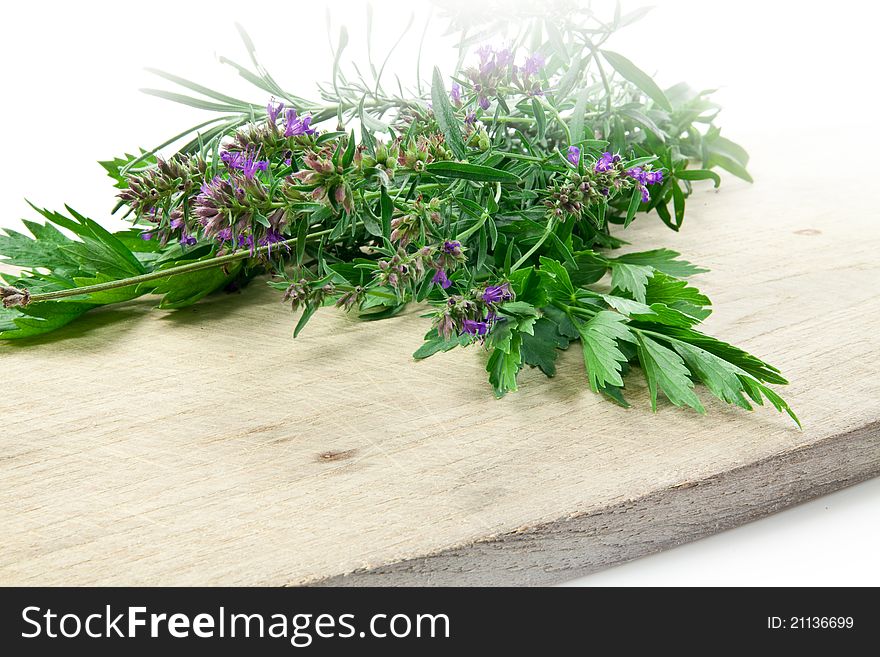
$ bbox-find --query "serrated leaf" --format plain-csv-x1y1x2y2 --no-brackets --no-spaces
614,249,707,278
538,256,575,301
609,262,653,303
149,261,241,309
645,270,710,306
642,325,787,385
673,341,752,410
520,316,570,377
575,310,635,391
486,332,523,397
0,302,99,339
413,329,470,359
635,332,704,412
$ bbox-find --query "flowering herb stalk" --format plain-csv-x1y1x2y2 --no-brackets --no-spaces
0,4,797,424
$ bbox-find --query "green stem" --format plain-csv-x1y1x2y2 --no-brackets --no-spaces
510,218,556,272
25,225,351,305
540,98,572,145
455,210,490,242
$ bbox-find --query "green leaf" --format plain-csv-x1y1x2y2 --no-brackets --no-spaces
707,153,753,183
640,325,787,386
538,256,575,301
0,302,99,339
380,186,393,240
569,87,590,142
673,341,752,410
645,271,710,309
708,135,750,167
413,329,470,360
520,316,570,377
609,262,653,303
624,186,642,228
486,332,523,397
614,249,707,278
575,310,635,391
677,169,721,188
531,97,546,139
150,261,241,309
431,67,467,160
601,50,672,111
424,161,520,183
568,250,609,287
635,332,704,412
671,180,686,228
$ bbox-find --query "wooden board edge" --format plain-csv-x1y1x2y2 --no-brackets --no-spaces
303,421,880,587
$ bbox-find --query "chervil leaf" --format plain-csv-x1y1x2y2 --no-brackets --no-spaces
520,316,571,377
635,332,705,413
673,341,752,410
538,256,576,301
575,310,635,391
487,332,523,397
0,302,100,339
149,260,242,309
613,249,707,278
637,324,787,385
413,329,471,360
644,271,711,319
609,262,653,303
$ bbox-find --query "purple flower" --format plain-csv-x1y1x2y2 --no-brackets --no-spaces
465,111,477,125
461,318,489,336
481,283,512,304
237,233,254,250
179,233,197,246
267,99,285,126
478,95,490,110
625,166,663,203
450,83,462,105
221,149,269,179
139,232,153,241
432,269,451,289
259,229,286,247
645,170,664,185
216,228,233,243
567,145,580,166
442,240,462,255
522,53,545,77
284,109,317,138
626,166,646,184
241,156,269,180
495,48,514,68
595,151,620,173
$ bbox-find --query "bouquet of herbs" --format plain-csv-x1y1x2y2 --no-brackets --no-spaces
0,3,797,424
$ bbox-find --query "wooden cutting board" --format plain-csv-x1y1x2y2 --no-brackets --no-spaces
2,131,878,586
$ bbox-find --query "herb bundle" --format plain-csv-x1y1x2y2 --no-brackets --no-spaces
0,4,797,424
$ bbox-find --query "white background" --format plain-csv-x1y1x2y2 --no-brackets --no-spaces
2,0,878,585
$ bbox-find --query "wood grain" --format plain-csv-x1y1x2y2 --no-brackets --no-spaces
1,130,878,586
